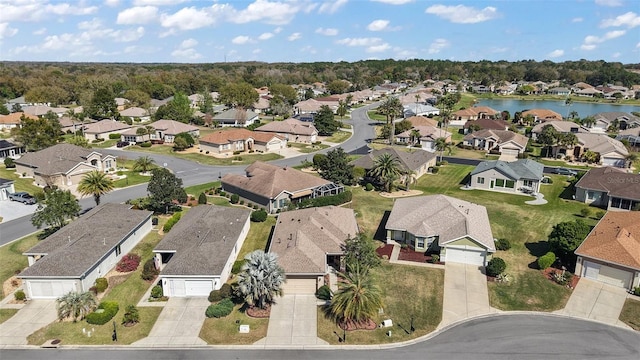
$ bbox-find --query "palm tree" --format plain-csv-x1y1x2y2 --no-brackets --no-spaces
410,129,422,146
378,96,403,144
625,153,638,169
236,250,285,309
329,266,383,327
569,111,579,120
582,116,596,128
371,153,404,192
435,137,452,162
77,170,114,206
56,291,97,322
133,156,155,173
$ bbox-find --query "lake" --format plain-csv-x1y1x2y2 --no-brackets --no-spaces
476,98,640,118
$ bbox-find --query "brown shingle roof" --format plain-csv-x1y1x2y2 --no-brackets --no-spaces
154,205,251,276
19,204,152,277
15,143,107,175
575,167,640,201
83,119,132,134
464,118,510,130
222,161,330,199
150,119,198,135
269,206,358,274
405,116,438,127
199,128,283,145
0,112,38,124
463,129,529,149
522,109,563,121
256,118,318,136
575,211,640,270
349,147,436,172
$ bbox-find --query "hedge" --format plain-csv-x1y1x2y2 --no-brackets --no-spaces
205,298,234,318
537,252,556,270
140,142,152,148
108,133,121,140
86,301,119,325
295,191,352,209
163,212,182,233
230,194,240,204
250,209,268,222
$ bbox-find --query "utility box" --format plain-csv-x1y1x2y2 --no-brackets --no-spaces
239,325,250,333
382,319,393,328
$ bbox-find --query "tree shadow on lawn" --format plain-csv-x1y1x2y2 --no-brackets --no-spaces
525,240,550,269
373,211,391,242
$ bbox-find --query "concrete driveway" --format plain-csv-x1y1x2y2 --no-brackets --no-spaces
132,297,208,347
439,263,497,328
0,300,57,345
0,200,38,224
558,278,629,328
257,294,327,347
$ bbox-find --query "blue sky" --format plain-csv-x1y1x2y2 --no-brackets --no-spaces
0,0,638,64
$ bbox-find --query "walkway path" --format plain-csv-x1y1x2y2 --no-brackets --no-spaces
257,294,327,346
0,300,57,345
555,278,630,328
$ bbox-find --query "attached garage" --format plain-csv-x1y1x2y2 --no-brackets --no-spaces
500,148,520,158
444,246,487,266
165,279,216,297
601,157,625,168
582,261,633,289
25,280,76,299
282,276,318,295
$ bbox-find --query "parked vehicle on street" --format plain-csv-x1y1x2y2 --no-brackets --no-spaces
8,192,36,204
552,167,577,176
116,141,129,148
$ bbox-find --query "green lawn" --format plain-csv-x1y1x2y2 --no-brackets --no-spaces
619,298,640,331
0,234,39,300
112,171,151,188
184,182,220,197
238,216,275,260
367,110,386,122
288,142,329,153
0,309,18,324
127,144,283,165
199,304,269,344
0,166,41,195
27,230,165,345
90,139,118,148
324,131,351,144
317,262,444,345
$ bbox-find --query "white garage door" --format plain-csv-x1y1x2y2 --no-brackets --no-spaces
602,158,625,167
583,261,632,288
185,280,213,297
28,280,76,299
282,277,317,295
445,247,487,266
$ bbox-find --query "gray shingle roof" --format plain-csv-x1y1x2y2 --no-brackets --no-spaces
471,159,544,180
19,203,152,278
386,195,495,251
269,206,358,274
349,148,436,172
575,167,640,201
154,205,251,276
15,143,107,175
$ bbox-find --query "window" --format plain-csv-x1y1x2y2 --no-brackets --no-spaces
105,160,112,169
523,180,533,187
505,180,515,188
116,245,121,256
477,177,485,184
587,191,595,200
495,179,505,187
416,238,425,249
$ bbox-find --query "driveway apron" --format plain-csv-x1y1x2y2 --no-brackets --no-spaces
132,297,208,347
260,294,327,346
440,263,494,328
559,278,629,327
0,300,57,346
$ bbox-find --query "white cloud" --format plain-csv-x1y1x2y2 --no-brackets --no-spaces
104,0,120,6
547,49,564,58
117,6,158,25
318,0,348,14
315,27,338,36
258,32,274,40
0,23,18,39
611,52,621,58
171,48,202,60
581,44,596,50
572,17,583,23
581,30,626,49
33,27,46,35
637,42,640,48
252,48,262,54
600,12,640,28
0,1,98,23
231,0,302,25
232,35,252,44
337,37,382,46
371,0,414,4
160,7,217,31
595,0,623,7
134,0,187,5
367,19,390,31
425,4,499,24
428,38,450,54
301,45,317,54
117,27,145,42
288,32,302,41
179,38,198,49
367,43,390,53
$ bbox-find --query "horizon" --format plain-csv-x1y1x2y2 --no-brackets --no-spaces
1,0,639,64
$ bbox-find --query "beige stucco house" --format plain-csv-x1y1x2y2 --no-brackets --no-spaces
199,128,286,155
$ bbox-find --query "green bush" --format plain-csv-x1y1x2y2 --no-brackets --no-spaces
208,289,223,303
140,142,152,148
250,209,268,222
316,285,333,300
231,260,245,274
205,298,234,318
486,257,506,277
633,287,640,296
198,192,207,205
365,183,374,191
151,285,163,299
495,238,511,251
580,208,592,218
4,157,15,168
230,194,240,204
141,258,159,281
293,191,352,209
122,304,139,325
86,301,119,325
595,210,606,219
163,212,182,232
219,283,232,298
537,252,556,270
94,277,108,293
431,254,440,264
431,166,440,174
14,289,26,301
108,133,121,140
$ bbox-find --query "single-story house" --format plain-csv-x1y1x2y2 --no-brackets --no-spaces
468,159,544,194
463,129,529,157
0,112,38,130
0,139,25,160
59,116,93,134
22,105,67,117
551,132,628,167
154,205,251,297
463,118,511,134
199,129,286,154
574,167,640,210
403,103,440,117
18,203,153,299
269,206,358,294
222,161,343,213
15,143,116,190
574,211,640,291
396,126,452,152
119,107,150,122
149,119,199,143
521,109,563,122
83,119,132,141
592,112,640,132
531,121,588,141
255,118,318,143
0,178,16,201
385,195,495,266
451,106,499,126
213,108,259,127
293,99,324,114
547,87,571,96
405,115,439,128
114,97,129,111
617,127,640,147
350,147,437,180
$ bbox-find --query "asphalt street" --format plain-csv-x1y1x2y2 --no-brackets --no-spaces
0,103,378,245
1,315,638,360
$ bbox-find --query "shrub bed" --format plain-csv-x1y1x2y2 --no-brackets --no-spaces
294,191,352,209
116,253,141,272
163,212,182,233
86,301,119,325
205,298,234,318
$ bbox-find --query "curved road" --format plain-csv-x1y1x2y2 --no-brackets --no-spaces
0,104,378,245
1,315,639,360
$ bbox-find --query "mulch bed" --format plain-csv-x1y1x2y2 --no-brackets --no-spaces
339,319,377,331
398,248,431,263
376,244,394,259
542,267,580,289
246,305,271,318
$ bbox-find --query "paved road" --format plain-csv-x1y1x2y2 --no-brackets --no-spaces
0,104,378,246
1,315,638,360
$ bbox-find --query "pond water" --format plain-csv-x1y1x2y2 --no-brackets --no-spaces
476,98,640,118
